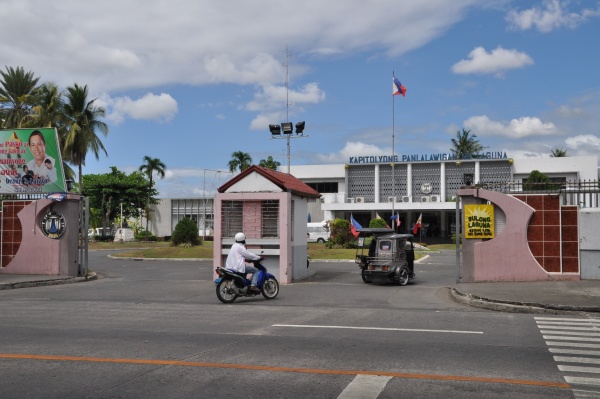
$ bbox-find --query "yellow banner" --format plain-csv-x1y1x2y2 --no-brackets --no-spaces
464,204,495,239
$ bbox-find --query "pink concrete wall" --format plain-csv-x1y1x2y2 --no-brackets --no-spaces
459,189,578,282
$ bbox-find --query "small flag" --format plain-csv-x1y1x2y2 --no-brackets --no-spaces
396,213,401,228
350,214,362,238
412,213,422,235
377,213,391,229
393,76,407,97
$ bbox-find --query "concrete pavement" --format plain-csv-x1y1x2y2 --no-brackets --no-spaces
2,255,600,314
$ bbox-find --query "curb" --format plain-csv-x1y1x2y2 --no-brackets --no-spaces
450,287,600,315
0,272,97,290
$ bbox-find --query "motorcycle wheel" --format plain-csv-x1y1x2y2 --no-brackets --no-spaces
361,268,373,283
397,266,409,286
261,277,279,299
216,279,237,303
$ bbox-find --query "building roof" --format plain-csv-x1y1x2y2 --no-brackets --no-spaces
218,165,322,198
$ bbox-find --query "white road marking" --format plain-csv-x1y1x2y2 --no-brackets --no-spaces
559,365,600,374
542,330,600,337
555,356,600,365
272,324,483,334
550,348,600,356
337,375,392,399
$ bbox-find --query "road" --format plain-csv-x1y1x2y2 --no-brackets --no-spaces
0,249,595,398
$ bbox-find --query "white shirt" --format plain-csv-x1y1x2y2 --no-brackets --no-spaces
27,155,57,184
225,242,260,273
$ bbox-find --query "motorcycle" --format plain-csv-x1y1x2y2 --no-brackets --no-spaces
214,258,279,303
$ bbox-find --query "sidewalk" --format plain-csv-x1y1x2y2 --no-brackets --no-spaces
0,273,96,290
451,280,600,314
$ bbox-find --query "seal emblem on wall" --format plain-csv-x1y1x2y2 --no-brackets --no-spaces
41,210,66,239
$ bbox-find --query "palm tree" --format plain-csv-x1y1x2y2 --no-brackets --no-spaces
0,66,40,128
450,129,486,160
550,148,567,157
62,83,109,191
259,155,281,170
139,156,167,235
228,151,252,173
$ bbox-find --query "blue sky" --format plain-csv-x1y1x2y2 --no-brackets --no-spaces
3,0,600,197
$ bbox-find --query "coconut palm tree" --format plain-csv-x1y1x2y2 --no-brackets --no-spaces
228,151,252,173
139,156,167,236
0,66,40,128
450,129,486,160
259,155,281,170
62,83,109,192
550,148,567,157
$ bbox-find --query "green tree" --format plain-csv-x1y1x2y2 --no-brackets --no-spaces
139,156,167,235
63,83,109,191
259,155,281,170
327,218,354,248
523,170,551,191
369,217,388,229
82,167,155,236
171,217,201,247
0,66,40,128
228,151,252,173
550,148,567,157
450,129,486,160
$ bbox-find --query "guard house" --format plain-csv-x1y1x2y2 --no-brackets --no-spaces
213,165,321,284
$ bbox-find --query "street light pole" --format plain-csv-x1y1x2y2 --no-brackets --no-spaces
269,121,306,173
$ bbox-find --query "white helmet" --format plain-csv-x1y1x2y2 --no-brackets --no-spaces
235,232,246,242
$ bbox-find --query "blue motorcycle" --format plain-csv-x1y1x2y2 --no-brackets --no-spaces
215,258,279,303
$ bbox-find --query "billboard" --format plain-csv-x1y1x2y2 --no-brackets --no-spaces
464,204,495,239
0,128,67,194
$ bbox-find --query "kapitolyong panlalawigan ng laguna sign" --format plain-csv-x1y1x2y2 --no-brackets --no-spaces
348,151,508,164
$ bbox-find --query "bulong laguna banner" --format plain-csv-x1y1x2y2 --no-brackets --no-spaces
0,128,67,194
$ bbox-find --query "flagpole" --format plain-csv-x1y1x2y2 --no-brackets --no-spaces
392,71,396,233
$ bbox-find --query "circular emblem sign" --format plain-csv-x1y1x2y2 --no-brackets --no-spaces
41,210,66,239
420,182,433,194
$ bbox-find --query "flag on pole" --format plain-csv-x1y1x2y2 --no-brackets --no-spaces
390,214,398,229
377,213,391,229
396,213,401,228
393,76,407,97
412,213,422,235
350,214,362,238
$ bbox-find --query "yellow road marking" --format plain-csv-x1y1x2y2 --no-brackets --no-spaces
0,353,569,389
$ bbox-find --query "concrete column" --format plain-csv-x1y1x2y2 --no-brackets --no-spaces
374,164,380,203
440,162,446,202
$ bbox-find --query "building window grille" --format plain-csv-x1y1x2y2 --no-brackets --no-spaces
221,201,243,237
262,200,279,238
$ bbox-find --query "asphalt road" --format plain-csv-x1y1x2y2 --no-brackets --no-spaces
0,250,595,398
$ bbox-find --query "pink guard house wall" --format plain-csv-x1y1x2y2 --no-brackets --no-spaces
459,188,579,282
0,196,81,276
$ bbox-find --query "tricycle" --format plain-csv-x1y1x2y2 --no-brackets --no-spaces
354,228,416,285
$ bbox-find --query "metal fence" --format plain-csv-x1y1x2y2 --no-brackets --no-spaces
472,180,600,207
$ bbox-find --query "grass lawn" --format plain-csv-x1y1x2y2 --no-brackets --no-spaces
90,240,458,260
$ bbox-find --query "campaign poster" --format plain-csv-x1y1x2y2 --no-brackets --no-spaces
0,128,67,194
464,204,495,239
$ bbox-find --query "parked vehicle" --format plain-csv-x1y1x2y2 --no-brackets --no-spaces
307,222,330,243
354,228,416,285
214,258,279,303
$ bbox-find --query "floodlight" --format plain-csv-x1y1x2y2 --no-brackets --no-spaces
269,124,281,135
295,121,305,134
281,122,293,134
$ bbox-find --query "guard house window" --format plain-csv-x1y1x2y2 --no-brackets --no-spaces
221,201,243,237
262,200,279,238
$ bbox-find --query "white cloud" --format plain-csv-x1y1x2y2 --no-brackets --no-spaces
507,0,600,33
108,93,178,124
315,141,389,163
464,115,560,138
452,47,533,76
565,134,600,153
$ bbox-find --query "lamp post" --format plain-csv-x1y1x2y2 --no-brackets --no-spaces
269,121,306,173
119,202,124,243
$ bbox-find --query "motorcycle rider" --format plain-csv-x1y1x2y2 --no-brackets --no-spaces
225,232,262,292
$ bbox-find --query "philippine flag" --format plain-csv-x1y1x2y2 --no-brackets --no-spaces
412,213,422,235
377,213,391,229
393,76,407,97
350,214,362,238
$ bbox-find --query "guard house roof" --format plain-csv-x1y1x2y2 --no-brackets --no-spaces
218,165,322,198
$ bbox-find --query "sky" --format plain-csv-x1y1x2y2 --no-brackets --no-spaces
2,0,600,198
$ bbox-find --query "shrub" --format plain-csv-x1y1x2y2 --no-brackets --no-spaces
369,218,388,229
327,218,354,248
135,231,157,241
171,217,201,246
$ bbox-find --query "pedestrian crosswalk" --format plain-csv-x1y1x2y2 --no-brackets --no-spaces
536,316,600,399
